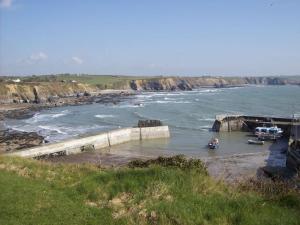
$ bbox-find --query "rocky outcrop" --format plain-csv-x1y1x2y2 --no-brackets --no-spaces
0,76,298,103
0,82,98,104
244,77,288,85
0,129,45,152
138,120,163,127
129,76,298,91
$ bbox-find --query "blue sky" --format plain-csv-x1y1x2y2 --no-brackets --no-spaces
0,0,300,76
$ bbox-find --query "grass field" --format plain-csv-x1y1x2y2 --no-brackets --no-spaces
1,74,152,89
0,155,299,225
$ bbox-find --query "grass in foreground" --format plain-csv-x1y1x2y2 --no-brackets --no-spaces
0,155,299,225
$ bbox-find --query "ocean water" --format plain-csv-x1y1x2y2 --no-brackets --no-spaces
4,85,300,158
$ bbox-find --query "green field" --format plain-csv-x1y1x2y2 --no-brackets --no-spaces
0,74,152,89
0,155,299,225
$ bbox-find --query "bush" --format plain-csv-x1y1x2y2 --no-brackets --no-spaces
128,155,208,174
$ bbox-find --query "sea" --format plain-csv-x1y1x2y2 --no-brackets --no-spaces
4,85,300,158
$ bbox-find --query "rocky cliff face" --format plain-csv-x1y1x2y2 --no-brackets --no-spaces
0,82,98,104
129,76,295,91
0,76,297,103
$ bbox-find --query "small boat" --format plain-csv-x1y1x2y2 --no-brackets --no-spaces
208,138,219,149
254,126,283,140
248,139,264,145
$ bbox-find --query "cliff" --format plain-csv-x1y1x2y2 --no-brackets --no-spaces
0,75,299,103
129,76,298,91
0,82,98,104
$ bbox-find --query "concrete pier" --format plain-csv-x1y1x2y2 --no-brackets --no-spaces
212,115,245,132
7,126,170,158
212,114,300,171
212,114,300,135
287,124,300,171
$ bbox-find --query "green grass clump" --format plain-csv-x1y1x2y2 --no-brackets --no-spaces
0,155,299,225
128,154,208,173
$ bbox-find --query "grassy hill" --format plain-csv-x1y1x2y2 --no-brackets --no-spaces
1,74,149,90
2,74,297,105
0,155,299,225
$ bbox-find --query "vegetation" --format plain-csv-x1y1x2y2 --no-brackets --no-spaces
0,155,299,225
1,74,300,91
0,74,150,90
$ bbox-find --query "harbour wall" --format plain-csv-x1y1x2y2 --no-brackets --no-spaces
212,114,300,171
212,114,297,136
212,115,246,132
287,125,300,171
7,126,170,158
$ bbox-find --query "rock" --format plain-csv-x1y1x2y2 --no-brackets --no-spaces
138,120,162,127
2,108,36,120
0,129,44,152
130,80,138,90
83,91,91,96
177,81,192,90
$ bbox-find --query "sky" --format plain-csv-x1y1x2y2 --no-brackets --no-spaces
0,0,300,76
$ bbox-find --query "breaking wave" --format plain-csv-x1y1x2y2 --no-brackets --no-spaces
95,114,115,118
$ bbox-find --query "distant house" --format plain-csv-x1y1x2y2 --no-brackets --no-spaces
12,79,21,83
71,80,77,83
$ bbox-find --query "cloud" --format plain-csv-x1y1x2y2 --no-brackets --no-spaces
0,0,13,8
71,56,83,65
30,52,48,61
20,52,48,64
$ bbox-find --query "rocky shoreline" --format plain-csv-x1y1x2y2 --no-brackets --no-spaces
0,90,134,119
0,90,134,152
0,129,45,153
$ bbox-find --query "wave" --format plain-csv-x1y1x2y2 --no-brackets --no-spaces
70,124,111,135
146,92,187,96
132,111,148,120
197,118,215,122
94,114,115,118
38,125,67,134
39,124,113,142
169,124,211,132
136,94,155,98
197,89,221,94
200,125,211,130
52,113,66,118
112,104,144,108
26,110,69,123
149,100,191,104
7,126,28,133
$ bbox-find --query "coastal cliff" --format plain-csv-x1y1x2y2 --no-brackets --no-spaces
0,75,299,103
0,82,98,104
129,76,297,91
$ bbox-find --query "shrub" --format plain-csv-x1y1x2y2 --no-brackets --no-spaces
128,155,208,174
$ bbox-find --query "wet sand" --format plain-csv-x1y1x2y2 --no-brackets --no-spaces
46,138,289,181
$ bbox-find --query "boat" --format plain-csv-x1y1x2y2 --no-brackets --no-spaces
248,139,264,145
254,126,283,140
208,138,219,149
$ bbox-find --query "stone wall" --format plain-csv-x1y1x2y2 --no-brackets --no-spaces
7,126,170,158
212,115,245,132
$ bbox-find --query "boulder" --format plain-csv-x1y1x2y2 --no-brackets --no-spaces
0,129,44,152
138,120,163,127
